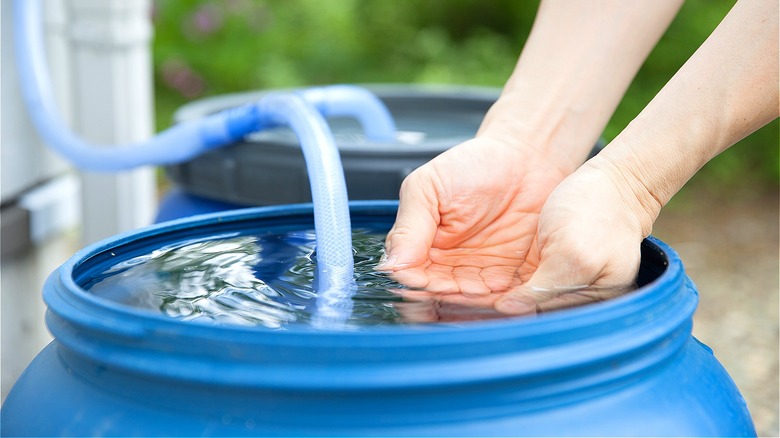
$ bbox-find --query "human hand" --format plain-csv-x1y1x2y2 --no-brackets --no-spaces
378,136,573,295
489,0,779,316
390,288,507,324
494,157,652,315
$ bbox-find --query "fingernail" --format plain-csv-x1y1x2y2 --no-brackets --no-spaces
496,297,536,315
375,254,398,272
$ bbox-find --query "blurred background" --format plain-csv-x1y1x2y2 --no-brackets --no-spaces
2,0,777,434
152,0,777,190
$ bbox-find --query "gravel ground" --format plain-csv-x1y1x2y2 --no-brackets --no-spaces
652,187,779,437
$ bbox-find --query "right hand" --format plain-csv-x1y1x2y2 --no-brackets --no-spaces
378,135,575,295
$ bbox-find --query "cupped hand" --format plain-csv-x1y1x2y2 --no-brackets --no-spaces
494,158,652,315
390,288,507,324
378,136,572,295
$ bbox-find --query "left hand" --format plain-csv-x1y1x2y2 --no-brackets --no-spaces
494,158,650,315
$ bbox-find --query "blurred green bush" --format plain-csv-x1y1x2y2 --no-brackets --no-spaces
153,0,778,191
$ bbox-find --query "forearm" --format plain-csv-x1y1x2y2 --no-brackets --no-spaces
594,0,779,235
479,0,684,173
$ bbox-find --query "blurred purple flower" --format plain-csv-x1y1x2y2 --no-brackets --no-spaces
160,58,206,99
184,3,224,39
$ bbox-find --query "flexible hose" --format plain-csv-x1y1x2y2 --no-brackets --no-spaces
297,85,396,143
255,94,357,328
12,0,396,172
13,0,385,327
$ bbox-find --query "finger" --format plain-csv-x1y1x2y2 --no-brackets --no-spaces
453,266,491,296
378,175,440,271
387,265,432,290
387,263,460,293
480,264,522,292
424,264,460,293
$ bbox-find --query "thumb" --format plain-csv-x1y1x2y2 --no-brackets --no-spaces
378,179,439,271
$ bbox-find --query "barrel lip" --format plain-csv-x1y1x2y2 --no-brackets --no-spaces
44,201,696,389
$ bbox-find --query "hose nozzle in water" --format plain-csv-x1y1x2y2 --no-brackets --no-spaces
254,93,358,328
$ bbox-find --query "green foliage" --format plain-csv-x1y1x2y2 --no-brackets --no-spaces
604,0,779,191
152,0,778,190
152,0,530,127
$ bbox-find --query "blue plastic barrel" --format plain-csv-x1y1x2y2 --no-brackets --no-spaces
1,202,755,436
156,187,244,222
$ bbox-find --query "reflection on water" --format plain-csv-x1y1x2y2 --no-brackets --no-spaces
85,230,510,329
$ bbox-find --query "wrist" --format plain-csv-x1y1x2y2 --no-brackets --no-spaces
586,113,707,238
583,154,661,238
603,107,716,204
476,92,603,175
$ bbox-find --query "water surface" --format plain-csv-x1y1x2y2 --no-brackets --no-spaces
85,229,511,329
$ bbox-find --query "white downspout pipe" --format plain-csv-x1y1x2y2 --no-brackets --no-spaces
67,0,157,244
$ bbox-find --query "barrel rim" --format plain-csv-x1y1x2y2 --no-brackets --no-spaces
43,201,697,390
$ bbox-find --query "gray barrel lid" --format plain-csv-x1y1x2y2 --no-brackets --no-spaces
165,84,601,206
165,84,501,205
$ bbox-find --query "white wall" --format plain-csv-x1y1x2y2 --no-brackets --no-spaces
69,0,157,245
1,0,156,401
